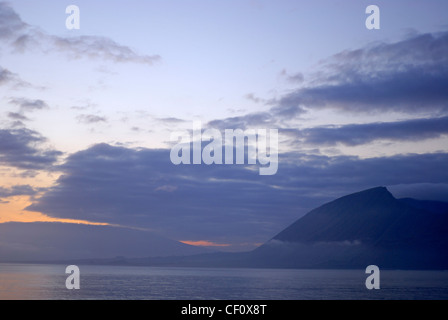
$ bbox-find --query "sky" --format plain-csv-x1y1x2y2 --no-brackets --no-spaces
1,0,448,252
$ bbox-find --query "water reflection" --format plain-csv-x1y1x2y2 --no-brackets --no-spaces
0,264,66,300
1,263,448,300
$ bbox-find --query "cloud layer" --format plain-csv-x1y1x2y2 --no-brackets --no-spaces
273,32,448,117
0,128,62,171
0,66,28,87
289,116,448,147
27,143,448,245
0,2,160,65
0,185,38,203
208,31,448,150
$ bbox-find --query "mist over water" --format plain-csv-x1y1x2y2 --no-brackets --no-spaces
1,264,447,300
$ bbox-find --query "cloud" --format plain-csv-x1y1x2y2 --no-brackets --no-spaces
273,32,448,117
0,2,160,65
155,185,178,192
208,31,448,132
7,112,30,121
201,30,448,156
245,93,266,104
8,98,49,112
388,183,448,202
0,2,27,41
26,143,448,245
0,66,29,87
0,128,62,170
207,112,274,130
0,185,39,200
25,144,303,242
279,69,305,83
290,116,448,146
156,117,187,124
0,67,15,85
76,114,108,124
50,36,161,65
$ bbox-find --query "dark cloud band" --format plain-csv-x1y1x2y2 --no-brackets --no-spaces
26,143,448,243
0,128,62,170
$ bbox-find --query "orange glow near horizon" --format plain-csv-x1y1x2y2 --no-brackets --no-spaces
0,168,109,226
180,240,231,247
0,195,109,226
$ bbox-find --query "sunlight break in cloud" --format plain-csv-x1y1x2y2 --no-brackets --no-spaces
180,240,231,247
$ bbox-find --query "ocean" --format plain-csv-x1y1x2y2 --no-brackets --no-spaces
0,263,447,300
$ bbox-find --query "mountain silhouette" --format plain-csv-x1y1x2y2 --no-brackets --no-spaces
251,187,448,269
98,186,448,270
0,222,209,262
1,187,447,270
274,187,402,244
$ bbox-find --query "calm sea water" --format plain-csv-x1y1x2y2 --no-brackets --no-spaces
0,263,447,300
